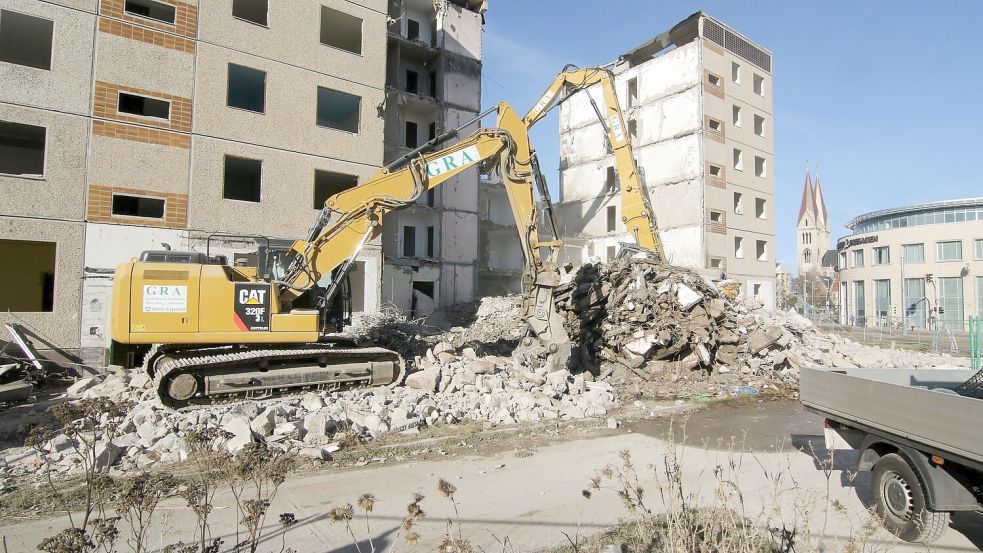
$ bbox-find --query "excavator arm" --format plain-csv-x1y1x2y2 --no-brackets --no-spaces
524,66,664,258
281,102,569,355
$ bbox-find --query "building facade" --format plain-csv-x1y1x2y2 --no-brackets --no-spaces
554,12,776,308
836,198,983,331
380,0,486,316
0,0,484,364
795,168,831,277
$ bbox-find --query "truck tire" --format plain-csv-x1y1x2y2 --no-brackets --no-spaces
872,453,949,543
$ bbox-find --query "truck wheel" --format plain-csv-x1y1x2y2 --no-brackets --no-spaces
872,453,949,543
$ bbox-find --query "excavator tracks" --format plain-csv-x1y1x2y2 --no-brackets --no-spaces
146,344,404,408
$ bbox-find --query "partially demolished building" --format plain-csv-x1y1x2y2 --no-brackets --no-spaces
555,12,777,308
381,0,488,316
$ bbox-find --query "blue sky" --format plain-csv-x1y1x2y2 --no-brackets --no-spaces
478,1,983,271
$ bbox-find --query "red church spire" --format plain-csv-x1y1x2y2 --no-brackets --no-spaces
797,167,816,226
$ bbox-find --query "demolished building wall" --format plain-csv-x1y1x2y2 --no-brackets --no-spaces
381,0,486,311
555,13,777,308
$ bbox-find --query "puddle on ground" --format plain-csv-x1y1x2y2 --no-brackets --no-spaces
630,400,827,452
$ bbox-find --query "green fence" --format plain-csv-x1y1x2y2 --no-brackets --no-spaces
972,316,982,370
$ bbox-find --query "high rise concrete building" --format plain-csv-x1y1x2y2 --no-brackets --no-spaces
554,12,776,307
796,168,831,276
0,0,484,364
380,0,487,316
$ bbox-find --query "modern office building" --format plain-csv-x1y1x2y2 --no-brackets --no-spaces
554,12,776,308
0,0,486,364
836,197,983,330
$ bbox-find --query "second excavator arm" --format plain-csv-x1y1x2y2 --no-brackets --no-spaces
524,66,665,259
280,102,570,357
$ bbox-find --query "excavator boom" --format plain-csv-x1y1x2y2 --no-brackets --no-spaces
524,67,665,258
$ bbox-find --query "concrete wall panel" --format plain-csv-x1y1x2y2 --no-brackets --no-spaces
197,0,387,89
193,43,385,164
439,263,474,306
0,105,88,220
0,1,94,115
88,135,191,194
0,216,84,348
660,226,703,267
94,33,194,97
440,210,478,263
440,3,481,61
188,136,378,238
439,167,479,211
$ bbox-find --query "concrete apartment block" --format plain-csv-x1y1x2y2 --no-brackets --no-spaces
555,12,776,308
381,0,487,316
0,0,390,363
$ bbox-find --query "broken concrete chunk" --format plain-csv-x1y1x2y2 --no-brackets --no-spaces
405,370,440,392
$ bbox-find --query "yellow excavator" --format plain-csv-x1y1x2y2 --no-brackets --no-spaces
110,67,661,406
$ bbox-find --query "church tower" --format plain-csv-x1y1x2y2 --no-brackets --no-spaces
795,167,830,276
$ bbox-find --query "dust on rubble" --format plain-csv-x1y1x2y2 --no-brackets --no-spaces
1,259,968,481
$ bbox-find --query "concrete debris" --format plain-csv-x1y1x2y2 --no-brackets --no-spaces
552,258,967,396
6,259,967,478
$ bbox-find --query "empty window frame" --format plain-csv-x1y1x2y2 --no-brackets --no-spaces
427,225,435,257
626,77,638,108
124,0,176,24
733,192,743,214
873,246,890,265
708,164,722,178
316,87,360,132
0,120,46,176
223,155,262,202
402,225,416,257
731,61,741,83
753,114,765,137
313,169,357,208
112,194,165,219
118,92,170,120
936,240,962,261
707,72,721,87
429,70,437,98
733,148,743,170
734,236,744,258
605,166,617,192
607,245,616,262
406,18,420,40
756,240,767,261
627,119,637,141
753,73,764,96
732,105,741,127
0,10,54,70
320,5,362,55
709,257,723,269
404,120,418,148
227,63,266,113
428,122,436,141
754,156,766,177
755,197,766,219
405,70,419,94
232,0,268,26
707,117,722,133
0,239,55,312
606,205,617,232
709,210,723,223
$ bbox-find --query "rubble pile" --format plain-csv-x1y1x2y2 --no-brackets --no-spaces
554,258,967,387
2,340,615,477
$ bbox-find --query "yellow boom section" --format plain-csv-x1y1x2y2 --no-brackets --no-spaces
281,102,569,353
524,67,664,258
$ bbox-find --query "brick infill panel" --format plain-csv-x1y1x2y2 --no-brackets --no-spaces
94,81,192,132
92,120,190,148
88,184,188,229
100,0,197,38
98,17,195,53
